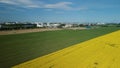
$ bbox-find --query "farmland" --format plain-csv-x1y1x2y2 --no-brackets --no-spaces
13,28,120,68
0,27,120,68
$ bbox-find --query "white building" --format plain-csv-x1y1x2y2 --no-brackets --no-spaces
50,23,60,28
35,22,44,28
97,23,105,25
42,23,50,27
64,24,73,28
46,23,51,27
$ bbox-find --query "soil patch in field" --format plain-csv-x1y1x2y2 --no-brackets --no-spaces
0,28,62,35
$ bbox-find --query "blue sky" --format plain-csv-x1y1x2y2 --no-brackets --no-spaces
0,0,120,23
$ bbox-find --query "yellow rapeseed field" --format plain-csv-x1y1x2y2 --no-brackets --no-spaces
13,30,120,68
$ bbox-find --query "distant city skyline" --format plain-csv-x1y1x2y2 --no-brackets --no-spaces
0,0,120,23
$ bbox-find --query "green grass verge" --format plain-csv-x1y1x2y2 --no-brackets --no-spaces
0,27,120,68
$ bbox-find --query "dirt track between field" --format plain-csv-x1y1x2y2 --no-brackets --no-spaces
0,27,87,35
0,28,62,35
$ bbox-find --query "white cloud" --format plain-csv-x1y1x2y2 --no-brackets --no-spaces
0,0,87,11
0,0,18,5
44,9,53,11
44,2,73,10
55,11,65,14
0,0,41,8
